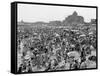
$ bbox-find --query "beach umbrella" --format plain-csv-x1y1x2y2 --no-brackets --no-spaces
67,51,80,57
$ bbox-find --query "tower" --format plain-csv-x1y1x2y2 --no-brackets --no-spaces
72,11,78,16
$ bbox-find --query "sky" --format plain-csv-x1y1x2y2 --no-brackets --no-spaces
18,3,96,23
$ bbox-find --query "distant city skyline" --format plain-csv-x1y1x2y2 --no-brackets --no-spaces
18,4,96,23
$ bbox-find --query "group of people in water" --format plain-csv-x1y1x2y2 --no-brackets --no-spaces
17,26,97,73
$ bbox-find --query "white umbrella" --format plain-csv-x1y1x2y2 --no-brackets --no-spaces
67,51,81,62
79,34,86,37
67,51,80,58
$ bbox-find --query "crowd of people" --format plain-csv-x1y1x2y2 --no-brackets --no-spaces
17,24,97,73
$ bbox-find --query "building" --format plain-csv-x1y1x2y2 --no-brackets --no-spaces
63,11,84,26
